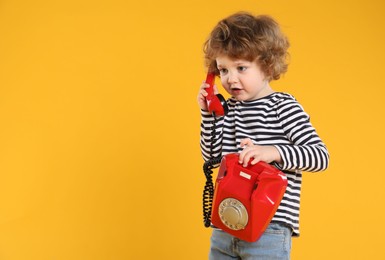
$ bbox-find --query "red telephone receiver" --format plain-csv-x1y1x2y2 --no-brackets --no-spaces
205,72,228,116
211,154,288,242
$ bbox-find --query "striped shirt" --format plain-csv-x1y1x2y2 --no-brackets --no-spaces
200,92,329,236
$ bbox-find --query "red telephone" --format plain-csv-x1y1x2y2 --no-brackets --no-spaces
205,72,228,116
211,154,288,242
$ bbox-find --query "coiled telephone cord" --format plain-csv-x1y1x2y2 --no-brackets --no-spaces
202,113,222,227
203,156,222,227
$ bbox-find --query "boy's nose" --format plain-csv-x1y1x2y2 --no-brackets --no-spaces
227,71,238,83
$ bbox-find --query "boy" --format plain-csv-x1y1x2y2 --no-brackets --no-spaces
197,12,329,259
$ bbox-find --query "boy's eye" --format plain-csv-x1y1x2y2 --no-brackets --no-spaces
219,68,228,74
238,66,247,72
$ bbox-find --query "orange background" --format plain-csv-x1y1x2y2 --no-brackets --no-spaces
1,0,384,259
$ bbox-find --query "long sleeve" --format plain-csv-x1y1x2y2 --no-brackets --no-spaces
273,98,330,172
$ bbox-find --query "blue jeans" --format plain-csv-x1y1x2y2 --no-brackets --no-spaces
209,222,292,260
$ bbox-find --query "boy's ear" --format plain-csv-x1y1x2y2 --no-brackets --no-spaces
264,66,274,81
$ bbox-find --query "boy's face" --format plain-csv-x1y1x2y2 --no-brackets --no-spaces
216,55,272,101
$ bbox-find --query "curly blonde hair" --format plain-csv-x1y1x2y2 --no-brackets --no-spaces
203,12,290,81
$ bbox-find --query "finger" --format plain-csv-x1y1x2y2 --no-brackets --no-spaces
238,143,252,163
244,151,262,167
242,152,253,167
240,138,253,148
250,157,260,165
200,82,209,90
197,92,206,103
239,149,252,167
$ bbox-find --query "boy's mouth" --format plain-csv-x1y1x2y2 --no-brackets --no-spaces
231,87,243,93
